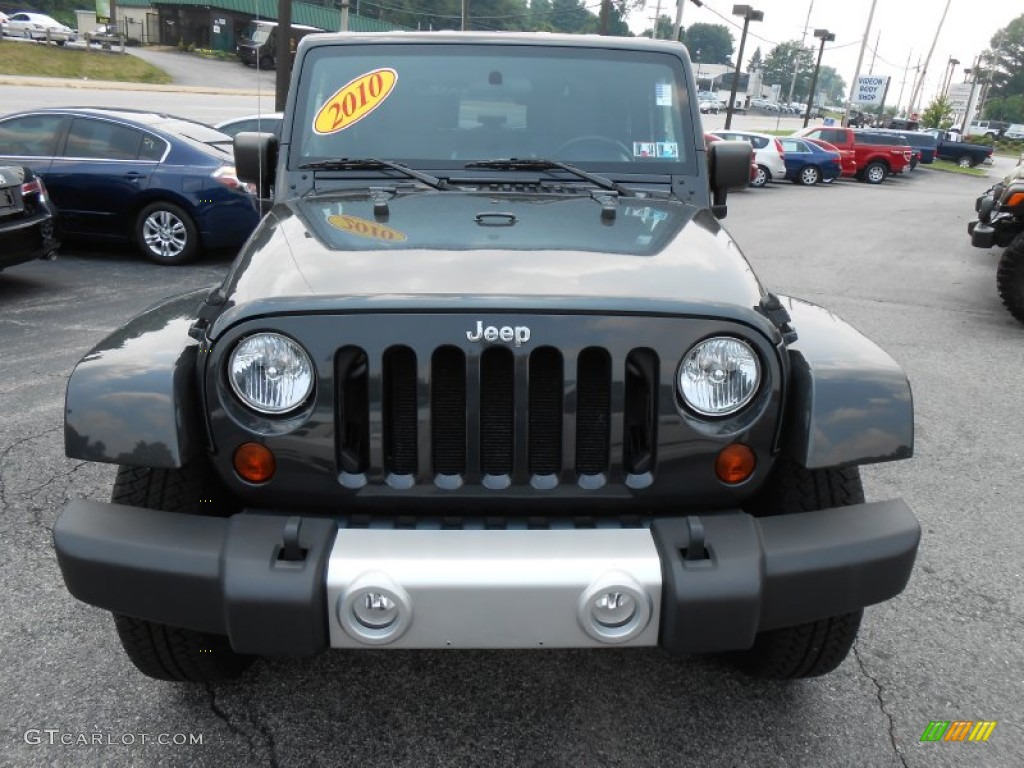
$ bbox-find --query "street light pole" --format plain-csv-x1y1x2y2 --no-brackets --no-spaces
724,5,763,130
803,29,834,127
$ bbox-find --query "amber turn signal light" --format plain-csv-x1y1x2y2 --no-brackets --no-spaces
715,444,756,484
234,442,276,483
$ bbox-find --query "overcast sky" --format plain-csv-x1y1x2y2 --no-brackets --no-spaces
628,0,1023,108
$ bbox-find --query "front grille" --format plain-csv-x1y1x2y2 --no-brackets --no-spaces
336,343,659,490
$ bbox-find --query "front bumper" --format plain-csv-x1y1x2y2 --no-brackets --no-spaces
53,499,920,656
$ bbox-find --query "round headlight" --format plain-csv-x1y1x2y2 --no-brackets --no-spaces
229,333,314,414
678,337,760,417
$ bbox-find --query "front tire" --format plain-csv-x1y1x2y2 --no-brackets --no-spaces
109,464,251,682
730,460,866,679
136,202,199,265
996,234,1024,324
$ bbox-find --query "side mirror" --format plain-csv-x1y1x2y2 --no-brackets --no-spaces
707,140,753,219
235,131,278,200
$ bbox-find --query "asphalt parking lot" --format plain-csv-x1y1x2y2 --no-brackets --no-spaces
1,80,1023,765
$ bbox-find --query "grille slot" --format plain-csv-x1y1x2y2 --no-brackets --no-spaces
336,346,369,474
576,347,612,475
623,349,659,475
480,347,514,475
431,346,467,475
528,347,563,475
383,346,418,475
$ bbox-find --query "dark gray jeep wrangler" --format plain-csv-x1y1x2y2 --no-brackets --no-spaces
54,32,919,682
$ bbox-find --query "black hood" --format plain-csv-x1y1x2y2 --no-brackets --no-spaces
211,189,765,335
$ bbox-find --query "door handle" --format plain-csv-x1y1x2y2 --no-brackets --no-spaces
123,172,145,181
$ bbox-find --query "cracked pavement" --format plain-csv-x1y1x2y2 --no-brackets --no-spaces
1,146,1022,767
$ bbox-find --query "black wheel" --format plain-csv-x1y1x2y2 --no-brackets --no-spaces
135,201,199,265
996,235,1024,324
750,165,769,188
957,155,973,168
730,459,866,679
862,161,887,184
109,464,251,682
259,55,275,70
797,165,821,186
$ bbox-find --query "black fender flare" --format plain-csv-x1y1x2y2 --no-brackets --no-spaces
779,296,913,468
65,286,214,468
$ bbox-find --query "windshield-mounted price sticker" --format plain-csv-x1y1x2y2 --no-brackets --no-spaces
327,214,407,242
313,68,398,135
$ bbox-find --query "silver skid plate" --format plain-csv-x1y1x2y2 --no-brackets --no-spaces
326,528,663,649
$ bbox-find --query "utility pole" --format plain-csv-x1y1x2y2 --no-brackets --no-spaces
842,0,877,127
341,0,350,31
895,50,912,115
786,0,814,105
650,0,664,38
868,29,880,75
672,0,704,45
907,0,952,115
461,0,468,31
275,0,291,112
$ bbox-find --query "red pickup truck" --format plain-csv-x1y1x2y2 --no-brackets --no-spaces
795,126,913,184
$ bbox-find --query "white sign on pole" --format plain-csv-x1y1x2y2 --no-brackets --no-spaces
947,83,972,112
854,75,889,105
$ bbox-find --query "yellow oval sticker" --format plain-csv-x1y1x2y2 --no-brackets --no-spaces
327,214,407,243
313,68,398,135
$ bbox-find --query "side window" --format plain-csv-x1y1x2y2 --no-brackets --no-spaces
64,119,145,160
750,136,768,149
139,133,167,161
820,129,844,144
0,114,65,157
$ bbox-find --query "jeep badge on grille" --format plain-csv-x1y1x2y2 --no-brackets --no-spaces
466,321,531,347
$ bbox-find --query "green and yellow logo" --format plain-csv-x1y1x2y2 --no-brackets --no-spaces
920,721,997,742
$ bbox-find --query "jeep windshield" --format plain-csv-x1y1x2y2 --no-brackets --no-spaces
291,42,697,176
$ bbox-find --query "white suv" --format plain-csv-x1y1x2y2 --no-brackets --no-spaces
710,129,787,188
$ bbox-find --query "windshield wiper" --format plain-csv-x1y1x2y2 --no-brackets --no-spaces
463,158,636,197
298,158,448,190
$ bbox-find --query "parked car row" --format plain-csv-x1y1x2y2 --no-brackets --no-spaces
0,103,1000,274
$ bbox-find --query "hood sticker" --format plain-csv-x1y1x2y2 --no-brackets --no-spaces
313,68,398,135
327,213,407,243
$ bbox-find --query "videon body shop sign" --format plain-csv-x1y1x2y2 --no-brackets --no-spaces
855,75,889,106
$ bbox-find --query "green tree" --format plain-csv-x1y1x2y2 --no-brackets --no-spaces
983,14,1024,99
748,47,763,71
983,94,1024,123
920,96,954,129
762,41,815,102
682,23,734,64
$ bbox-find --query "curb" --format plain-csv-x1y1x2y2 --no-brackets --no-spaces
0,75,260,96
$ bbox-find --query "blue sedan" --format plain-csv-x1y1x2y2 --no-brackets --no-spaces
0,108,260,265
778,137,842,185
